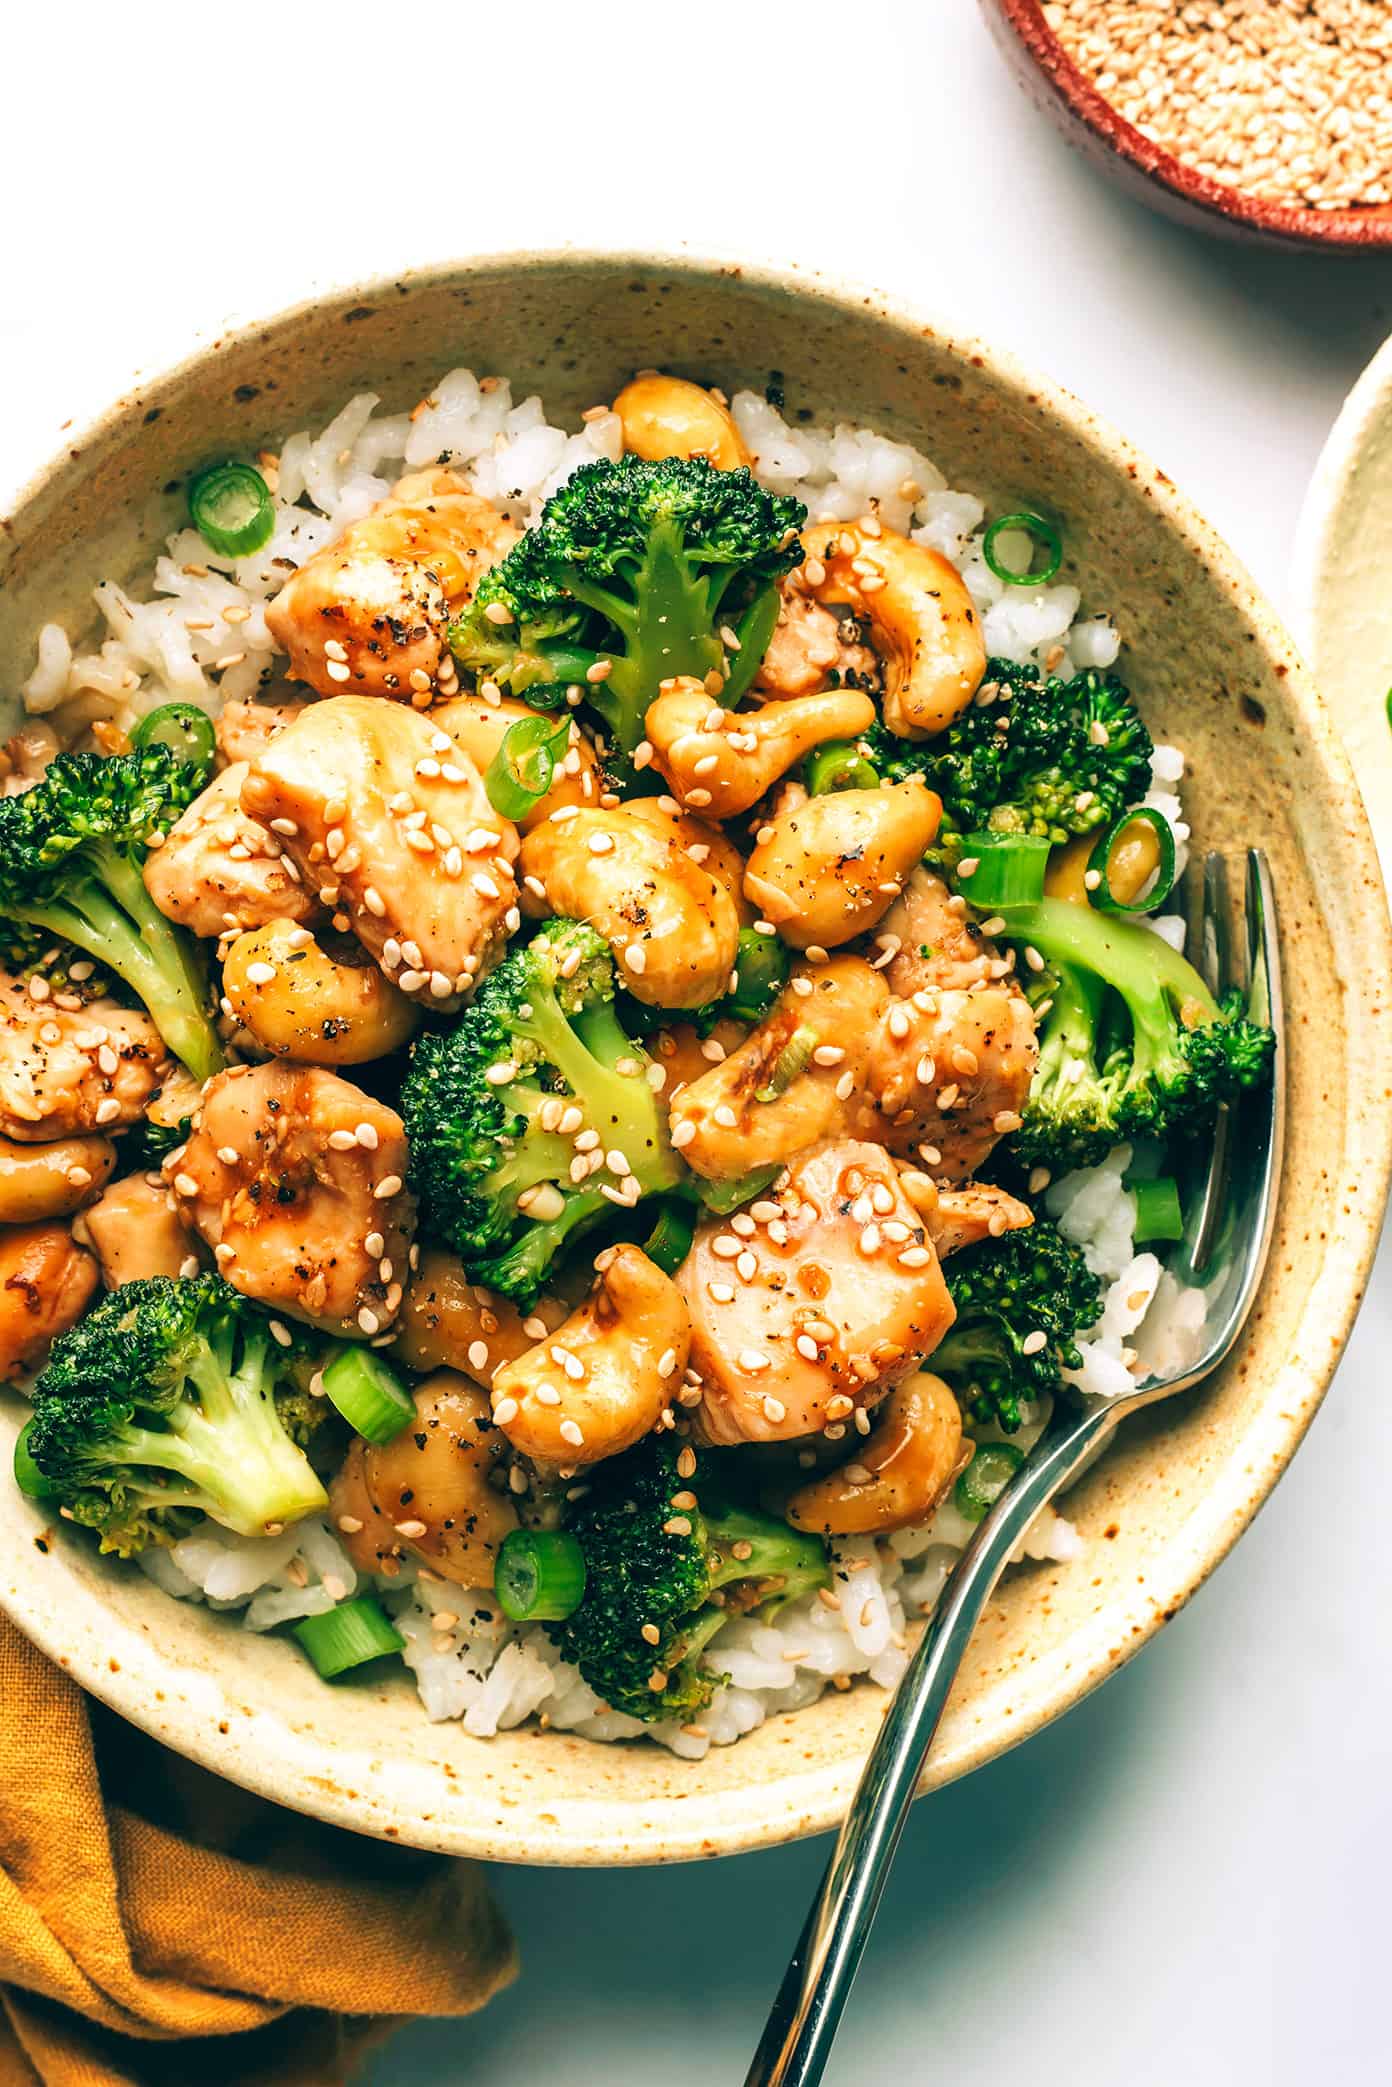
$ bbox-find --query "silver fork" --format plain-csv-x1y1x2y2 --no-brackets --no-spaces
746,849,1283,2087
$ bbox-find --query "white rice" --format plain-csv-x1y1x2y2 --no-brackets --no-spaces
26,362,1194,1751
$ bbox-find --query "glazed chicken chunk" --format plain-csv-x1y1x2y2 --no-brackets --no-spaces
0,978,169,1143
678,1139,955,1445
241,696,520,1010
883,867,1010,997
214,697,309,768
754,588,880,698
0,1221,100,1380
264,468,518,700
867,986,1038,1180
166,1061,415,1338
143,763,320,940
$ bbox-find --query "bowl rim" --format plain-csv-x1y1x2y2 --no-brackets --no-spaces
2,245,1390,1864
986,0,1392,251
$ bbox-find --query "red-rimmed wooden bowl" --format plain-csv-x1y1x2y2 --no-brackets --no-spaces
983,0,1392,252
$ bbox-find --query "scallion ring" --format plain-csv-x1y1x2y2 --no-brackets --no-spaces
132,702,217,775
484,713,572,822
1086,806,1177,915
293,1596,405,1679
494,1529,587,1622
187,461,276,559
982,511,1063,588
13,1419,56,1500
805,741,879,795
320,1348,416,1445
957,832,1051,908
1130,1175,1184,1244
642,1199,696,1277
954,1441,1026,1524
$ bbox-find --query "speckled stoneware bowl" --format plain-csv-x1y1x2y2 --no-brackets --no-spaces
1,254,1388,1866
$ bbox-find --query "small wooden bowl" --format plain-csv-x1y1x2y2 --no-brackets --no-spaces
983,0,1392,252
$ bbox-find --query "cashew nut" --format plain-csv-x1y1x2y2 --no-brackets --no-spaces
489,1244,691,1468
1046,820,1162,907
667,956,887,1179
613,374,749,471
389,1244,572,1384
784,1371,965,1535
0,1133,116,1225
620,796,753,924
518,804,740,1009
644,677,875,819
75,1172,202,1287
0,1220,100,1381
799,520,985,737
221,917,420,1066
743,777,942,949
329,1372,517,1589
432,696,605,833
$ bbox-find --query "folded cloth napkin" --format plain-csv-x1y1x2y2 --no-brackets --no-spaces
0,1615,515,2086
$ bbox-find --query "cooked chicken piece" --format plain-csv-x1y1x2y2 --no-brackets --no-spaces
166,1062,415,1338
867,986,1038,1179
754,588,880,698
329,1373,516,1589
0,1221,100,1380
241,696,519,1010
927,1182,1034,1256
678,1139,955,1446
143,764,319,940
389,1245,569,1385
431,697,606,833
649,1018,752,1100
1,720,60,796
74,1172,202,1288
214,697,310,768
264,468,518,700
667,957,888,1179
0,978,168,1143
883,868,1004,997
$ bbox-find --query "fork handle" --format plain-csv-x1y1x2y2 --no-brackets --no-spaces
744,1401,1122,2087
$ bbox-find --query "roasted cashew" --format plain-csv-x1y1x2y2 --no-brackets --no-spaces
0,1133,116,1225
743,777,941,949
390,1244,571,1384
613,374,749,471
74,1172,203,1287
221,917,420,1066
667,956,887,1179
432,696,605,833
620,796,753,925
1046,821,1162,907
518,804,740,1009
644,677,875,819
799,520,985,737
784,1371,965,1535
489,1244,691,1469
0,1221,99,1381
329,1372,517,1589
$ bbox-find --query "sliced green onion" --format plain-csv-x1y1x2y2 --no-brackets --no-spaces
188,461,275,559
805,741,879,795
495,1529,587,1622
1131,1175,1184,1244
1087,806,1177,915
755,1025,818,1102
643,1199,696,1276
954,1441,1026,1524
13,1419,56,1500
320,1348,415,1445
724,927,791,1025
132,702,216,774
957,832,1051,908
722,586,784,708
982,511,1063,588
485,713,572,821
293,1596,404,1678
698,1165,781,1215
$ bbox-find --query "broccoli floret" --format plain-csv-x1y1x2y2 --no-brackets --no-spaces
0,747,224,1080
863,659,1154,864
932,1220,1102,1433
402,919,683,1304
1001,898,1276,1173
25,1274,330,1555
550,1437,830,1722
448,455,806,757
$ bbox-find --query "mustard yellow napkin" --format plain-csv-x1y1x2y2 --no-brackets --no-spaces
0,1615,515,2086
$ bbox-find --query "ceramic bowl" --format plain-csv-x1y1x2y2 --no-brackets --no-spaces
1,253,1388,1865
1292,332,1392,882
983,0,1392,253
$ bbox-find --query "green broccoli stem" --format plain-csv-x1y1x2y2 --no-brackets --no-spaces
13,843,224,1081
1003,898,1219,1073
566,517,729,751
168,1321,329,1533
517,989,681,1195
705,1506,831,1610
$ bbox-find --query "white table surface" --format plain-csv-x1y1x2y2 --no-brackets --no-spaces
5,7,1390,2084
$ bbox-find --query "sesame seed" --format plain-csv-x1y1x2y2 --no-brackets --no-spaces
362,885,386,916
358,1307,380,1334
713,1103,739,1129
762,1395,787,1424
395,1518,428,1540
493,1397,520,1426
898,1245,932,1267
585,659,612,683
172,1171,199,1196
623,942,647,974
374,1174,403,1199
671,1120,697,1149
